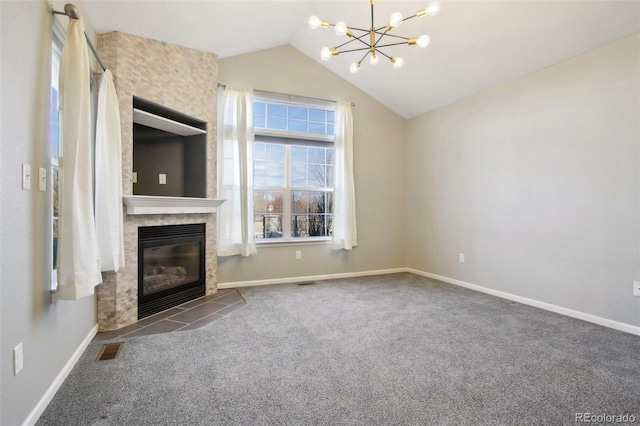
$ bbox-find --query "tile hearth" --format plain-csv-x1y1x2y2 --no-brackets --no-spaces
93,289,245,341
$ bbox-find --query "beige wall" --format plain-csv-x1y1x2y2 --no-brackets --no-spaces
406,34,640,327
217,45,407,283
0,1,99,424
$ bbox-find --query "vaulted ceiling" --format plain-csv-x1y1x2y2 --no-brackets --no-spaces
79,1,640,119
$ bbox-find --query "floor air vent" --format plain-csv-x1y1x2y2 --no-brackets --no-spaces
96,343,124,361
297,281,316,286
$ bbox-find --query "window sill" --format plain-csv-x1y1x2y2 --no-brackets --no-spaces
256,238,331,248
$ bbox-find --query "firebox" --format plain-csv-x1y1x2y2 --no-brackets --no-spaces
138,223,205,319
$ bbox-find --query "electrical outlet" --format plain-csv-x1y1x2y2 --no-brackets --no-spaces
13,343,23,375
634,281,640,297
159,174,166,185
295,250,302,260
459,253,465,263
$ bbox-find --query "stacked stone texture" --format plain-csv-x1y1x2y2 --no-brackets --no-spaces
96,32,219,331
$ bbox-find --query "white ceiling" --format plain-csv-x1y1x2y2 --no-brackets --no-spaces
79,1,640,119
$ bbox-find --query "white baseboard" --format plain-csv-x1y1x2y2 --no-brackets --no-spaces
408,268,640,336
221,267,640,336
23,324,98,426
217,268,408,289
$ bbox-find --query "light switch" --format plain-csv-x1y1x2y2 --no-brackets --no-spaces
22,164,31,190
159,174,167,185
39,167,47,191
132,172,138,184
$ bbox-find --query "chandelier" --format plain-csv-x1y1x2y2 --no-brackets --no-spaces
308,0,441,73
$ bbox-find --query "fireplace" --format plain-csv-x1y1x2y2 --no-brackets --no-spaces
138,223,205,319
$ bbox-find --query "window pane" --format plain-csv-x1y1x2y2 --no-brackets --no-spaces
309,121,326,135
288,106,308,120
327,124,334,136
254,214,283,239
265,163,285,186
253,160,267,185
267,103,286,118
288,119,308,133
291,190,332,237
254,101,266,116
327,110,335,124
267,116,286,130
291,162,307,187
254,101,266,129
292,191,308,214
291,146,307,163
308,164,325,187
326,165,334,187
254,142,267,160
326,148,334,165
254,190,284,213
309,109,326,122
254,190,284,240
254,115,266,129
308,147,324,164
266,144,284,162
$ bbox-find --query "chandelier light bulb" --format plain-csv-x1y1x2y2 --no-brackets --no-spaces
335,21,348,36
417,35,431,48
427,1,441,16
320,47,333,61
389,12,403,28
308,15,321,29
349,62,361,74
392,57,404,69
369,53,380,65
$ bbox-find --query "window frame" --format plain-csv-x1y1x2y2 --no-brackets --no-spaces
50,21,100,290
253,92,336,246
50,20,65,290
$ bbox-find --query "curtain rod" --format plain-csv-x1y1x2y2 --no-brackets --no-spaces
52,3,107,72
217,83,355,108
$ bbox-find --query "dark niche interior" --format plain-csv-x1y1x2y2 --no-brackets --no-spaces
133,97,207,198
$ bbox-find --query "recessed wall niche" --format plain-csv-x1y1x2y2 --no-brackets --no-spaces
133,97,207,198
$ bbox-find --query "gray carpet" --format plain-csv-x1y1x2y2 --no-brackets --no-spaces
37,273,640,425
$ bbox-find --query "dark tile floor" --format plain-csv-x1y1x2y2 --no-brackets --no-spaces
93,288,246,341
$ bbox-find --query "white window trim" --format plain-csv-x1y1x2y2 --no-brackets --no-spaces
51,20,65,291
253,92,336,245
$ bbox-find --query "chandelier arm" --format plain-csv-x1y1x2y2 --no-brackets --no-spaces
344,26,371,33
336,33,372,50
401,14,419,24
339,46,376,54
374,32,411,41
372,28,389,48
374,41,412,49
374,49,393,60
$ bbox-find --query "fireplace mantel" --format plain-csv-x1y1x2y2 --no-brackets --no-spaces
123,196,225,215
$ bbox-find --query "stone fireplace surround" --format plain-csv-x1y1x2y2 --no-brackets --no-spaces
96,32,219,331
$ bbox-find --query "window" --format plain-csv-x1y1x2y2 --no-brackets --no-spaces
50,22,99,289
51,22,65,288
253,94,335,242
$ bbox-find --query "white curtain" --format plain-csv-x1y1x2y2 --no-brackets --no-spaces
95,70,124,272
217,87,257,256
57,18,102,299
332,101,358,250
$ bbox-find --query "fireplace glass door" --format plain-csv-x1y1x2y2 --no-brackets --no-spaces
138,224,205,319
142,241,200,297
